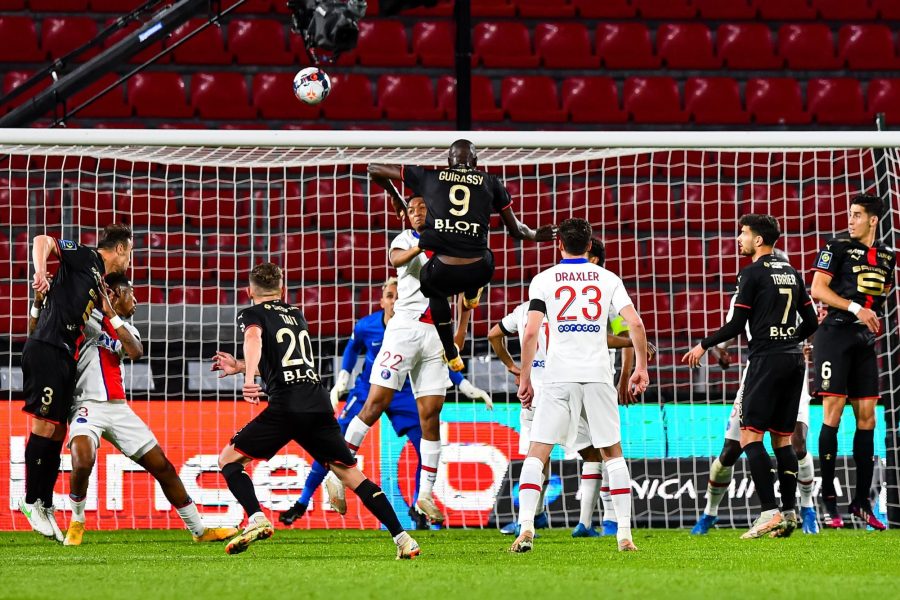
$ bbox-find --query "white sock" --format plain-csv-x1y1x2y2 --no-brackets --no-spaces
344,416,371,456
175,500,206,536
704,458,734,517
393,531,410,545
535,462,551,516
248,511,266,525
418,438,441,498
578,462,602,527
516,456,545,533
605,456,633,542
798,453,815,508
600,462,615,522
68,494,86,524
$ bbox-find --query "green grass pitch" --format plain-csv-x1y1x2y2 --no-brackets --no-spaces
1,528,898,600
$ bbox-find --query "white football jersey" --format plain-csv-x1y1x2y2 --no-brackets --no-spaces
391,229,431,322
499,301,547,384
528,258,633,384
74,309,140,403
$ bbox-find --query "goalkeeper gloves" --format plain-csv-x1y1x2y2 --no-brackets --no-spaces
458,378,493,410
330,369,351,410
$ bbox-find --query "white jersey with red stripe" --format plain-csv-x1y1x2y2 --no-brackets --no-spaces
390,229,431,323
73,309,140,403
500,301,548,385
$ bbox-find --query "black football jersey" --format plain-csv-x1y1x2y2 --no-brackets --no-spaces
402,165,513,257
236,300,331,412
732,254,813,357
31,239,105,359
813,237,896,326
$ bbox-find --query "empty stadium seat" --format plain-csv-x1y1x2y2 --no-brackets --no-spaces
745,78,810,124
281,233,334,282
474,22,538,68
633,0,695,18
0,283,29,336
168,286,228,305
620,183,682,231
0,178,29,228
745,183,804,232
182,188,251,230
597,23,659,69
502,76,566,123
305,178,371,229
694,0,755,19
294,286,355,336
624,77,686,124
516,0,576,17
839,25,897,70
118,189,180,226
0,0,25,8
685,77,748,124
657,23,719,69
73,188,116,227
682,184,738,231
535,23,598,69
167,19,231,64
356,20,416,66
572,0,633,17
807,78,867,125
70,74,130,118
437,75,504,121
131,285,166,304
562,77,626,124
404,0,453,16
756,0,816,19
229,19,294,65
378,75,443,120
868,79,900,126
3,70,50,114
778,24,839,70
204,254,252,284
413,21,453,67
652,239,706,282
334,233,390,283
555,181,618,226
42,17,99,62
128,72,192,118
91,0,145,10
228,0,274,12
253,73,320,120
32,0,89,9
191,72,255,119
321,74,381,120
812,0,876,19
872,0,900,19
471,0,516,17
717,24,781,69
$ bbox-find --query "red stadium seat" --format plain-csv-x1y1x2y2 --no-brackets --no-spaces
128,72,192,118
0,17,42,62
2,71,50,114
640,292,673,337
131,285,166,305
182,188,251,230
717,24,781,69
474,22,538,68
745,183,804,232
73,188,116,227
32,0,89,9
652,238,706,282
0,178,30,228
0,283,29,336
70,74,130,118
471,0,516,17
228,0,274,11
516,0,576,17
281,233,335,283
437,75,504,121
746,78,810,125
807,78,867,125
872,0,900,19
778,24,839,70
139,250,206,285
404,0,453,16
0,0,25,7
191,72,255,120
167,19,231,65
620,183,681,232
378,75,443,120
535,23,598,69
489,232,523,282
812,0,876,19
633,0,695,18
334,232,390,283
168,286,228,305
597,23,659,69
204,254,252,285
685,77,748,124
295,286,355,337
356,20,416,66
42,17,99,62
839,25,897,70
229,19,294,65
91,0,145,10
305,178,370,229
119,189,179,226
555,181,617,227
321,74,381,120
682,184,738,232
253,73,320,119
603,237,641,281
868,79,900,126
505,179,552,229
657,23,719,69
694,0,755,19
572,0,633,17
756,0,816,19
413,21,454,67
624,77,686,124
502,76,566,123
562,77,625,124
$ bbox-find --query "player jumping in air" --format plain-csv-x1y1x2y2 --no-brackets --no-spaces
684,215,818,539
368,139,555,372
214,263,419,558
810,194,895,530
511,219,650,553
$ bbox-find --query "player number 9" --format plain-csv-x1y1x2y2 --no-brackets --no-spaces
821,360,832,380
448,184,470,216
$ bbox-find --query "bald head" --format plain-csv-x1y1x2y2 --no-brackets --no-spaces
449,139,477,169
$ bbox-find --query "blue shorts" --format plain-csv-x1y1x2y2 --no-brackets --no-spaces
338,385,420,437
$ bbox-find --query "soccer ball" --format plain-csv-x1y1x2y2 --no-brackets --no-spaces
293,67,331,105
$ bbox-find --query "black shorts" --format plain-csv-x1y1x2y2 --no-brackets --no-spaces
21,339,76,425
812,323,880,400
419,250,495,299
231,405,357,468
738,354,805,436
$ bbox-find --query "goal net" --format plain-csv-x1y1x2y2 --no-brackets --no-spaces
1,130,898,531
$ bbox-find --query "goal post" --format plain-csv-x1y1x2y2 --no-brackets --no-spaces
0,129,898,530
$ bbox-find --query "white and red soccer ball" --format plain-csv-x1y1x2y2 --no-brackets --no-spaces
293,67,331,105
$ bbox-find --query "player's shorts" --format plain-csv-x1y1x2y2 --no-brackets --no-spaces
369,317,449,397
737,353,805,436
231,405,357,468
419,250,495,300
22,339,77,425
530,381,619,450
339,385,421,437
725,360,812,441
518,381,542,455
812,323,880,400
67,400,157,460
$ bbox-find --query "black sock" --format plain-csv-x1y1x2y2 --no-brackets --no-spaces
774,445,799,512
853,428,876,506
40,438,63,507
428,296,458,359
24,434,61,505
819,424,839,500
744,441,778,512
221,463,261,518
354,478,404,537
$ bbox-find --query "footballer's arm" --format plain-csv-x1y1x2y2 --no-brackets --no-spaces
499,207,555,243
619,305,650,396
31,234,60,293
390,246,423,268
487,323,521,378
241,327,264,404
518,309,544,406
811,271,879,333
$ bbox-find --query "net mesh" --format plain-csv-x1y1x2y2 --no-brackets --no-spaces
1,141,898,530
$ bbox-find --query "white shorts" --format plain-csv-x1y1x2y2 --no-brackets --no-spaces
724,361,812,442
518,381,542,455
68,400,158,460
368,317,449,397
530,381,620,450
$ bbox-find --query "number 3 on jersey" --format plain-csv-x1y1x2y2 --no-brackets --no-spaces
555,285,603,321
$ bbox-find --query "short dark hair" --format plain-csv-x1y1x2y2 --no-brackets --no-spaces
559,218,592,255
739,214,781,247
851,194,884,219
105,272,132,291
588,237,605,267
97,223,133,250
250,262,283,292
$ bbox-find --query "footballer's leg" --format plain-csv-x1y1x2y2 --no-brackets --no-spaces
510,441,553,553
414,393,446,524
847,398,885,530
573,446,601,538
793,422,819,534
692,439,741,535
819,395,845,528
64,434,96,546
770,433,799,538
600,443,637,551
218,448,274,555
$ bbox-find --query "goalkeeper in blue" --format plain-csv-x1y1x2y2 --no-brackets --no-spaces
279,277,491,526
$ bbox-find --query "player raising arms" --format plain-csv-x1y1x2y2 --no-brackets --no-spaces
215,263,419,558
511,219,650,553
368,139,555,371
684,215,818,539
810,194,895,530
19,224,133,541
